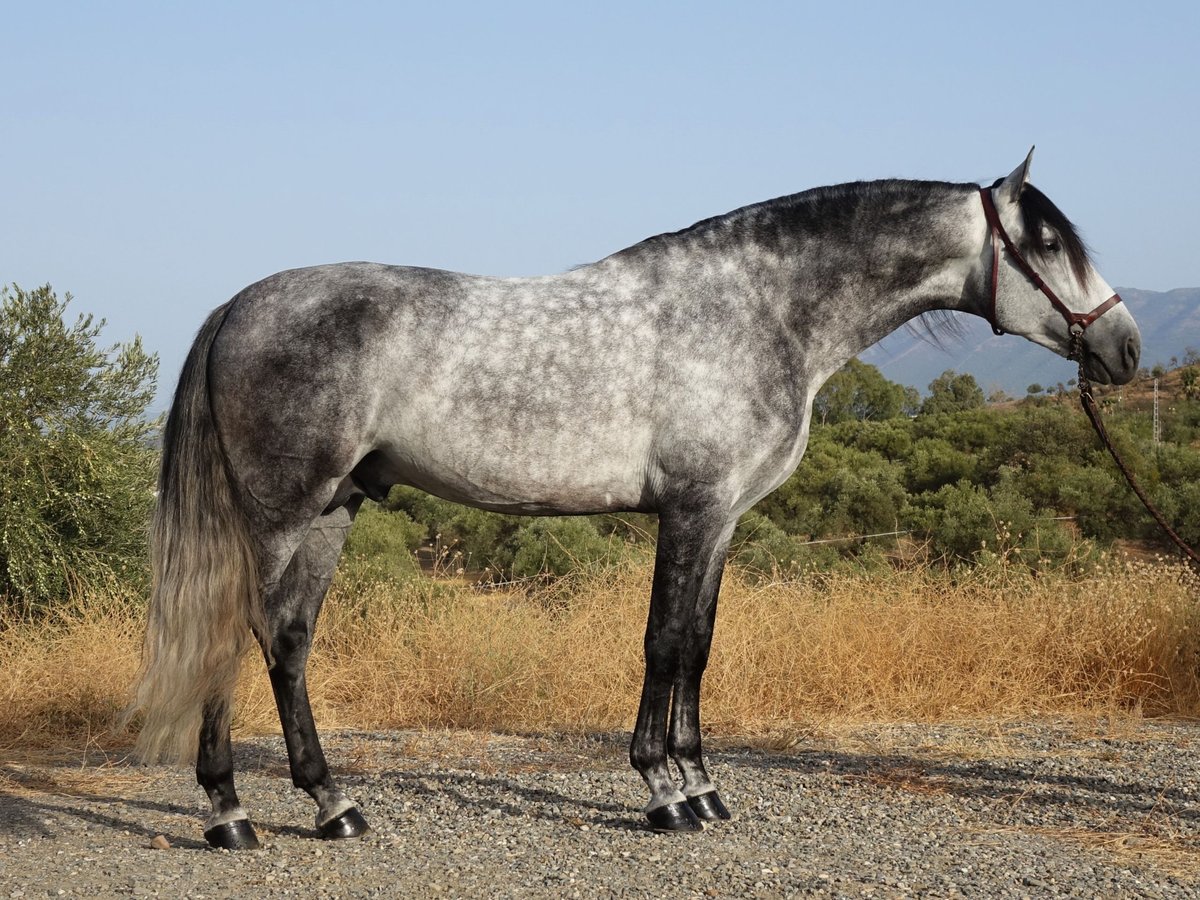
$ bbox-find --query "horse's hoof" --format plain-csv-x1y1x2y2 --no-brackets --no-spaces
687,790,732,821
646,800,703,833
319,807,370,840
204,818,261,850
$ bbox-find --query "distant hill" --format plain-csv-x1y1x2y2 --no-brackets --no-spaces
861,287,1200,397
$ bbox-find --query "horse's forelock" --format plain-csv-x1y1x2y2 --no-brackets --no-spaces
990,177,1094,285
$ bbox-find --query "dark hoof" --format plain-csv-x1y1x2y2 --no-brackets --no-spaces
687,790,732,821
319,807,370,840
646,800,703,833
204,818,260,850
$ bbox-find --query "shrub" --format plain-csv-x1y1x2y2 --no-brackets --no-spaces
813,359,909,424
509,518,616,579
0,285,158,610
731,513,805,575
340,503,425,585
921,370,984,415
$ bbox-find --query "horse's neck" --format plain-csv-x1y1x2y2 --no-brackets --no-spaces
587,186,983,381
768,193,982,378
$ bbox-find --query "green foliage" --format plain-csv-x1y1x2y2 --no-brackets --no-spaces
813,359,909,424
1183,367,1200,402
909,481,984,559
383,486,624,579
907,478,1073,566
509,518,615,578
1157,480,1200,547
755,428,908,550
339,502,425,585
0,284,158,609
906,437,977,493
731,512,805,575
921,370,985,416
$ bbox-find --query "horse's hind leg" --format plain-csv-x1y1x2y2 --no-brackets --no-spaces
196,699,259,849
195,501,366,848
262,501,369,839
630,498,734,833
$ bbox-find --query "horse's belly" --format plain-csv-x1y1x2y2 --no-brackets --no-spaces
379,424,651,515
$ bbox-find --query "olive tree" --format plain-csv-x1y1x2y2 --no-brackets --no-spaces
0,284,158,610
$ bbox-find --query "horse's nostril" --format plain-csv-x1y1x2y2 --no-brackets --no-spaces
1125,335,1141,371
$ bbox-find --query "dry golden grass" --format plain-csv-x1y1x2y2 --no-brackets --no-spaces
3,556,1200,757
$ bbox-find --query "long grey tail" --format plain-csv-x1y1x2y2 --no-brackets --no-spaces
125,302,267,764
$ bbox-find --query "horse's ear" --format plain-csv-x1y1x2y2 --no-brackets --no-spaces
997,146,1035,206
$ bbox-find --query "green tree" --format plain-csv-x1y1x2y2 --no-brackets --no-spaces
0,284,158,609
1182,367,1200,401
921,370,985,416
813,359,908,425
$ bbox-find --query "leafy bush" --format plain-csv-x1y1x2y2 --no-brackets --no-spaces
906,437,977,493
731,513,805,575
383,486,625,579
813,359,910,424
340,503,425,585
921,370,984,415
509,518,616,578
0,285,158,610
910,480,1028,561
907,477,1078,568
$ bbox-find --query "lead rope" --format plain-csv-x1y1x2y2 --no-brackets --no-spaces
1071,328,1200,567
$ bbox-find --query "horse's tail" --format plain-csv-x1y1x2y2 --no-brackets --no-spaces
126,301,267,764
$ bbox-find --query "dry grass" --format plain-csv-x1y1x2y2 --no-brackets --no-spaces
3,557,1200,757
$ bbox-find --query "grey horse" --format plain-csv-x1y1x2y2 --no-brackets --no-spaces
128,150,1140,847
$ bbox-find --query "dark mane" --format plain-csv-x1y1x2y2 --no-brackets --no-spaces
990,177,1093,284
610,179,975,260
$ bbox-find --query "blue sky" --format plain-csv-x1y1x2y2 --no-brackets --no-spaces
3,1,1198,405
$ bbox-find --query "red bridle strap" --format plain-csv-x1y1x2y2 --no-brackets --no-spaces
979,187,1121,338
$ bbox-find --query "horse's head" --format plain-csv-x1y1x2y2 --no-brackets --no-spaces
982,149,1140,385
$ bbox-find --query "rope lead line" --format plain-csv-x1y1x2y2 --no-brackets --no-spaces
1071,331,1200,567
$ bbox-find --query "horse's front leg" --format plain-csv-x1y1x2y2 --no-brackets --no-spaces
668,523,735,822
630,499,734,832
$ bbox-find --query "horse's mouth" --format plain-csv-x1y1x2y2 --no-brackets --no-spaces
1083,348,1142,387
1083,352,1115,386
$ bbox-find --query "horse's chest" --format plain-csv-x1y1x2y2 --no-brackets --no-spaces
733,413,813,513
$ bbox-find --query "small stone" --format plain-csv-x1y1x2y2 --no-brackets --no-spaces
149,835,171,851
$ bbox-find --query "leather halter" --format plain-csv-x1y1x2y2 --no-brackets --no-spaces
979,187,1122,341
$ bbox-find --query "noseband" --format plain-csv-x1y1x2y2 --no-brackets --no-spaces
979,187,1121,351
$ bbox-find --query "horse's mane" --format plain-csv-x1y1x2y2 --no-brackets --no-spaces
613,179,972,257
617,176,1091,276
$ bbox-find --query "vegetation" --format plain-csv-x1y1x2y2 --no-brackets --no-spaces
0,285,158,612
5,556,1200,753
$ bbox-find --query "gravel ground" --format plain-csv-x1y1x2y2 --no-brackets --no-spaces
3,720,1200,898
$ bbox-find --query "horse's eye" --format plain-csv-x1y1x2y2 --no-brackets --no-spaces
1044,238,1061,253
